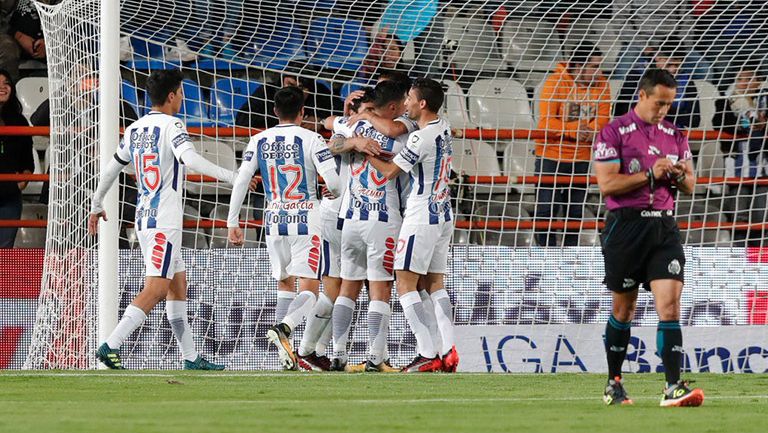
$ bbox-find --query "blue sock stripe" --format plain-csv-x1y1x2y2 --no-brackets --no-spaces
608,315,632,330
658,320,681,330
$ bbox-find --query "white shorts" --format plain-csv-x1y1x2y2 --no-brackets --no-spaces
137,229,185,279
320,211,343,278
340,219,400,281
395,221,453,275
266,233,323,281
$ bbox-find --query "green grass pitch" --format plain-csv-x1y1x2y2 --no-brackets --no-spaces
0,372,766,433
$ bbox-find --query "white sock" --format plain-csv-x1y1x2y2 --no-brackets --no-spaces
282,291,317,331
399,290,437,358
298,293,333,357
368,300,391,365
332,296,356,362
419,290,443,355
275,291,296,324
105,305,147,350
315,317,333,357
166,300,199,362
431,289,455,355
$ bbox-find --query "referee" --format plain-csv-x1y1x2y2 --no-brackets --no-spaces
593,69,704,407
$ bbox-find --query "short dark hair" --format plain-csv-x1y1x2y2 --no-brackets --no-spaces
639,68,677,95
656,37,687,60
146,69,184,106
274,86,304,119
410,78,444,113
568,41,603,66
349,87,375,113
372,80,407,108
378,68,410,83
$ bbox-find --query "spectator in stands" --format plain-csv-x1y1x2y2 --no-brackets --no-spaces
9,0,56,63
614,38,701,129
0,69,33,247
713,61,768,246
236,66,342,132
376,0,442,77
535,42,611,247
0,0,20,80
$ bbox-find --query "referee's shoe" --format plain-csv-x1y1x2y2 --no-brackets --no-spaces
660,380,704,407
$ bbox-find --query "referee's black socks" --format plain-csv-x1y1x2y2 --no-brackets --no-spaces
605,315,631,380
657,320,683,386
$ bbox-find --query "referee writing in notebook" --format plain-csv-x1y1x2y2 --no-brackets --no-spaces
593,68,704,407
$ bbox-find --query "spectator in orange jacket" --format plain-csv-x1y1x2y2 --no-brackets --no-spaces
534,41,611,246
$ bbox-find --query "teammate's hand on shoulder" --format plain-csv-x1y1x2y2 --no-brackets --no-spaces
228,227,244,246
351,136,380,156
87,211,107,236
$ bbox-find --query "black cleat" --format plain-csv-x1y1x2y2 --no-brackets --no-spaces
660,380,704,407
95,343,124,369
603,376,634,405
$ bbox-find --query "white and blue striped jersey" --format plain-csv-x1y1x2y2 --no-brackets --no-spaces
338,120,409,223
231,124,337,236
393,117,453,225
319,116,352,218
115,111,194,231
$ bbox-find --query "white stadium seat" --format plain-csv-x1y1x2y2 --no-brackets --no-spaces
15,77,49,122
609,79,623,102
443,13,505,72
440,79,471,128
185,140,237,196
14,203,47,248
453,139,502,195
468,79,534,130
502,140,536,194
209,204,262,248
500,18,562,89
694,80,719,130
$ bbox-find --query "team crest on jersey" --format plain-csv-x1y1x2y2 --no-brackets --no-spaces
629,158,641,174
668,259,681,275
622,278,636,289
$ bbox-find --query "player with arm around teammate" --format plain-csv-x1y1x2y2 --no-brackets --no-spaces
594,68,703,407
227,87,343,370
365,78,458,373
89,69,240,370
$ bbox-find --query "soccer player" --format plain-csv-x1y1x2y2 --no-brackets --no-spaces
89,69,238,370
227,86,343,371
594,68,704,407
295,89,375,371
365,78,459,373
328,81,415,373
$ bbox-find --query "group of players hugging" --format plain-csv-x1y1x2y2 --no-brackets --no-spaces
88,64,704,406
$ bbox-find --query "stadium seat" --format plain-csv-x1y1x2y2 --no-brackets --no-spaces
440,80,471,128
129,36,165,59
468,79,534,130
252,19,307,69
695,139,725,196
121,79,143,118
561,18,623,71
186,140,237,196
210,78,262,126
452,139,503,194
24,148,43,196
694,80,720,129
577,207,600,247
443,13,504,72
499,18,562,89
209,205,262,248
182,205,209,249
469,203,533,247
306,17,369,71
502,140,536,194
15,77,48,121
608,79,623,102
339,81,366,100
14,203,47,248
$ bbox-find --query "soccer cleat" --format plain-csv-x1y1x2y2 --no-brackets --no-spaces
297,351,331,372
184,355,225,370
95,343,124,370
266,323,297,370
603,377,634,406
365,359,399,373
345,361,367,373
660,380,705,407
401,355,443,373
329,357,347,372
442,346,459,372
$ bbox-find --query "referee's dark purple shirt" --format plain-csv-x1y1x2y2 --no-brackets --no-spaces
593,110,692,211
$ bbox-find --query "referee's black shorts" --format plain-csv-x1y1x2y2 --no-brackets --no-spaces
600,208,685,293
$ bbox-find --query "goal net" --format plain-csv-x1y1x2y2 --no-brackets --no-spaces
24,0,768,372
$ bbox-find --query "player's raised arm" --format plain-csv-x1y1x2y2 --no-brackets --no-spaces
328,133,381,156
88,139,132,235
